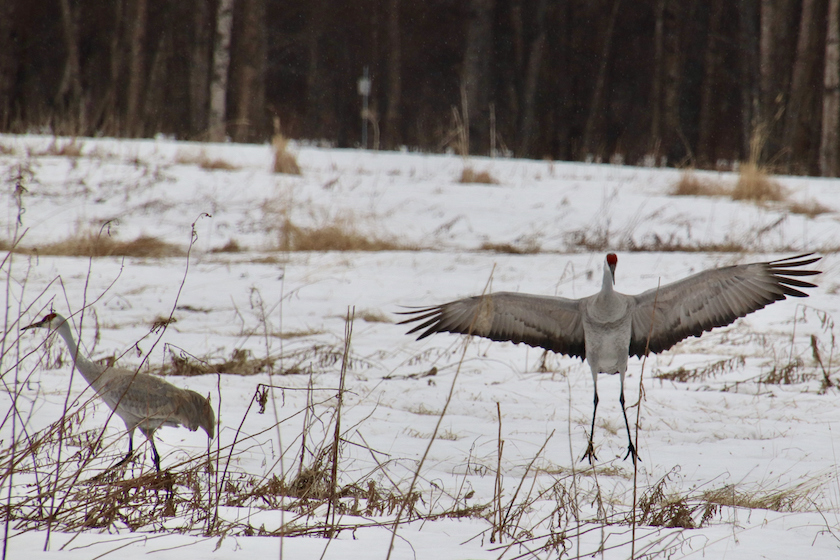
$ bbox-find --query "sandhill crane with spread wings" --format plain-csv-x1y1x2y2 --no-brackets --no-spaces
23,312,215,471
400,253,821,463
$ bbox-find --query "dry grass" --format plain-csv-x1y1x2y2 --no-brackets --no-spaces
278,219,408,252
479,241,541,254
731,162,787,202
670,172,728,197
788,198,833,217
13,232,183,258
357,309,392,323
272,133,301,175
459,166,498,184
209,239,243,253
30,138,85,158
175,149,239,171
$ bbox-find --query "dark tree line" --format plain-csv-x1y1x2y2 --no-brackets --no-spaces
2,0,840,176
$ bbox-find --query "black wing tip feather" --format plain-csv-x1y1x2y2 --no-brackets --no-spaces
766,253,822,298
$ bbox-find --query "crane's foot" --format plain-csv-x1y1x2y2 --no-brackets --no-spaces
623,441,641,463
580,441,597,464
112,450,135,469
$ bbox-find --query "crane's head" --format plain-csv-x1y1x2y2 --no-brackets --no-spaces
183,391,216,439
22,312,65,332
606,253,617,284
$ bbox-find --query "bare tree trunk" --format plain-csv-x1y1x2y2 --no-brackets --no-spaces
580,0,621,159
737,0,760,160
783,0,819,172
517,0,548,156
0,0,17,129
125,0,148,136
383,0,402,149
190,0,213,137
697,0,723,165
143,33,169,134
462,0,495,154
56,0,85,132
759,0,774,117
209,0,235,142
821,0,840,176
232,0,266,142
649,0,665,159
98,0,124,135
662,0,686,163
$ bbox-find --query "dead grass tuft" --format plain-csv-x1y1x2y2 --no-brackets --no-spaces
479,241,541,254
34,138,85,158
175,149,239,171
162,348,276,377
272,133,301,175
731,162,787,202
655,356,746,382
670,172,728,197
702,480,820,512
459,166,498,184
209,239,243,253
787,198,833,217
279,219,407,252
357,309,392,323
16,232,183,258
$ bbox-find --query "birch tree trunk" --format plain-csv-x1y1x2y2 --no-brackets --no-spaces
821,0,840,176
209,0,234,142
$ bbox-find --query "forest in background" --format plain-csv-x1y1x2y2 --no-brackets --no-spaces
1,0,840,177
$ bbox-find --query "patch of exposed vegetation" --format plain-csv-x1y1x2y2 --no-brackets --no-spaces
13,232,183,258
272,132,301,175
175,149,239,171
670,172,728,197
459,166,498,184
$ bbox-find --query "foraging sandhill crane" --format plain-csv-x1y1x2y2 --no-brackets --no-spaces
23,312,215,471
400,253,821,463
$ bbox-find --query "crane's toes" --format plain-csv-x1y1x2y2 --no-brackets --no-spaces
623,442,641,463
580,441,598,464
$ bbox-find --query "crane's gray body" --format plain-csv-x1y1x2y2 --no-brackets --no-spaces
24,313,215,471
400,253,821,463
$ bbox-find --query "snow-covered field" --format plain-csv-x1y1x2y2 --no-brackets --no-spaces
2,134,840,559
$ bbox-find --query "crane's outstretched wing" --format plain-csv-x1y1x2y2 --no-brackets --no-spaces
398,292,587,359
628,253,821,357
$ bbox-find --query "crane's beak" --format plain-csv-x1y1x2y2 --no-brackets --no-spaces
608,262,616,284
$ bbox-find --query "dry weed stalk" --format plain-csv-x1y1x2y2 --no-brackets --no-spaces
272,118,301,175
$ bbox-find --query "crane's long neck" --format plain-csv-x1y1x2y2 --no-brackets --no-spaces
53,319,103,387
601,260,615,297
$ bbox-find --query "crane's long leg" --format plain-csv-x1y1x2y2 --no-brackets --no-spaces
113,430,135,468
149,439,161,472
619,375,639,462
582,388,599,464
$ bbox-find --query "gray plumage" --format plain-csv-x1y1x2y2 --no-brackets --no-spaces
23,312,215,471
399,253,821,463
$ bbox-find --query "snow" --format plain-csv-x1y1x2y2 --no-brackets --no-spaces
2,134,840,558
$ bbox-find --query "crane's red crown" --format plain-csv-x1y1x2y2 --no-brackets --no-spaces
606,253,618,266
